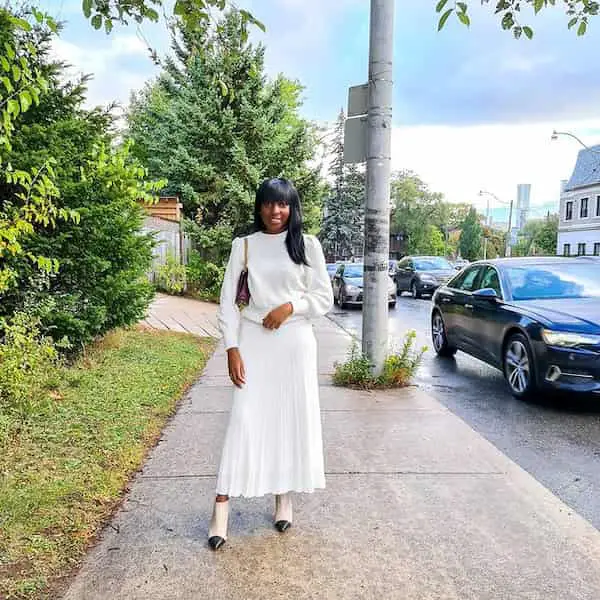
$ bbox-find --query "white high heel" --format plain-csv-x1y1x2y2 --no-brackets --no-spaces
208,500,229,550
274,493,293,532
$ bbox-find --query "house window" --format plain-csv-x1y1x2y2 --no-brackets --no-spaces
563,243,571,256
566,201,573,221
578,243,586,256
594,243,600,256
596,196,600,217
581,198,589,218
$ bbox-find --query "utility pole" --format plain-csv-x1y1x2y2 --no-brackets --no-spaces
362,0,394,374
505,199,513,257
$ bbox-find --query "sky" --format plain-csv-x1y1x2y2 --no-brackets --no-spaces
37,0,600,221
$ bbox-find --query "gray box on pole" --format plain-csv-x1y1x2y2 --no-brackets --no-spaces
348,84,369,117
343,116,367,164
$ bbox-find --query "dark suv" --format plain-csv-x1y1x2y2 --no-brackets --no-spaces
395,256,455,299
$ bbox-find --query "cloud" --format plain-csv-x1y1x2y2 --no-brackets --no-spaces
50,34,159,108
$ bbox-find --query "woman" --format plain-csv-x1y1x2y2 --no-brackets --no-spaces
209,178,334,550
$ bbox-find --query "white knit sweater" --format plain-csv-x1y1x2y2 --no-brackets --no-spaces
217,230,334,350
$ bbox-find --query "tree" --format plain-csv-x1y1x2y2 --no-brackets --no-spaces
512,214,558,256
320,110,365,261
1,16,162,347
0,8,79,295
390,170,460,256
437,0,599,38
127,10,325,265
459,207,483,261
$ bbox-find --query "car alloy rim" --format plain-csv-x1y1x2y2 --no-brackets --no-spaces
432,315,445,351
412,283,417,298
505,340,530,393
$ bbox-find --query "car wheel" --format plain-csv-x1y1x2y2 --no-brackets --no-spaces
503,333,537,400
431,311,456,357
411,281,421,299
388,301,397,309
338,288,346,309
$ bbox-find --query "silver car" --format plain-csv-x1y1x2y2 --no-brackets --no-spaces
332,263,397,308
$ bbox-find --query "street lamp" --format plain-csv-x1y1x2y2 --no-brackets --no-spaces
478,189,514,258
551,130,600,154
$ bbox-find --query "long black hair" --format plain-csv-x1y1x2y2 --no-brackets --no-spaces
253,178,308,266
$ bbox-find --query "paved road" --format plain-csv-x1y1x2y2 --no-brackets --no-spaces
328,295,600,530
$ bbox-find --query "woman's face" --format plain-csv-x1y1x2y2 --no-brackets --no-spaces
260,200,290,234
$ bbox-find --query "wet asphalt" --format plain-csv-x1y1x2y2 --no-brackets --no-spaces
328,295,600,530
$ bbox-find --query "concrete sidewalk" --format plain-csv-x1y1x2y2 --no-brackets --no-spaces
64,316,600,599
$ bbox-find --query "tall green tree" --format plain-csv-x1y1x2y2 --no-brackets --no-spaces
513,214,558,256
459,207,483,261
320,110,365,261
1,21,161,346
127,10,325,265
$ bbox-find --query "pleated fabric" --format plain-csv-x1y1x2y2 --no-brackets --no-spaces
215,318,326,498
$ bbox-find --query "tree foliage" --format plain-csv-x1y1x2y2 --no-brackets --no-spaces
1,12,163,347
127,10,326,265
459,207,483,261
436,0,599,38
390,170,470,256
320,111,365,261
512,214,558,256
0,8,80,294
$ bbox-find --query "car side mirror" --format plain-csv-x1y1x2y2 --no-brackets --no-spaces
473,288,499,301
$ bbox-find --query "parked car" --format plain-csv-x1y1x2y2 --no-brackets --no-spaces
453,257,470,271
395,256,455,299
332,263,397,308
431,257,600,399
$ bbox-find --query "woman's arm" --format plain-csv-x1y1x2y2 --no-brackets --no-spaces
291,235,334,318
217,237,244,350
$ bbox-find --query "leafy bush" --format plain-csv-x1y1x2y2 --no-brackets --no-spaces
186,250,224,302
0,312,64,422
155,251,187,295
333,331,427,389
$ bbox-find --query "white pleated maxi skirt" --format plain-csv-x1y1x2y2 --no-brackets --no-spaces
216,318,326,498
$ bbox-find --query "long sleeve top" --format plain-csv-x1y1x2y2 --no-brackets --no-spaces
217,230,334,350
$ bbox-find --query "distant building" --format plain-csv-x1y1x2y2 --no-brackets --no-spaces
557,146,600,257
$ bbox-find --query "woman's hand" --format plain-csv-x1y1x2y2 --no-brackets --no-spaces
262,302,293,330
227,348,246,388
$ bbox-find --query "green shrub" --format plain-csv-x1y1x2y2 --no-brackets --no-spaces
333,330,427,389
186,250,224,302
0,312,65,422
155,251,187,295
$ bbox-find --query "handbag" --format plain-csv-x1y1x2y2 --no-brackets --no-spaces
235,237,250,309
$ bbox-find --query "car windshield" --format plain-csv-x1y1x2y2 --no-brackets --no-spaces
344,265,363,278
414,257,452,271
506,263,600,300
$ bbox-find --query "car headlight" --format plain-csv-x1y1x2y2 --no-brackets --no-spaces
420,275,436,283
542,329,600,347
345,284,360,294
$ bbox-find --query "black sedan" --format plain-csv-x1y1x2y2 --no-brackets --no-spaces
431,257,600,399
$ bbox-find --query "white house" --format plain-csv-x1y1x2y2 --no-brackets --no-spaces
557,145,600,257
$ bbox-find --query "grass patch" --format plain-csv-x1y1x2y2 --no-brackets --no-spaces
333,330,427,389
0,328,215,599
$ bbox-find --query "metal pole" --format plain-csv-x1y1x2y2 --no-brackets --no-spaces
505,199,513,257
363,0,394,374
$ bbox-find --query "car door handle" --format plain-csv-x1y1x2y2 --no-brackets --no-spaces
464,303,473,309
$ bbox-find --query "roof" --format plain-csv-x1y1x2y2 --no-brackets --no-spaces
564,145,600,191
